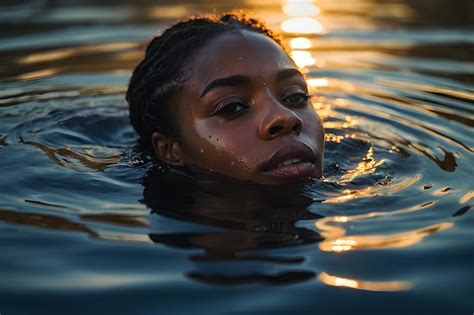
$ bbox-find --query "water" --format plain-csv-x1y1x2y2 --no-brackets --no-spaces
1,0,473,314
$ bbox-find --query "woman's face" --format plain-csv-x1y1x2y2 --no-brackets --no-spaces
165,30,324,185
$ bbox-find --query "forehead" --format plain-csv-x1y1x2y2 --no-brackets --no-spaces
188,30,295,86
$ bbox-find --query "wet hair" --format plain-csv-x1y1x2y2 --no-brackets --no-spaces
126,12,284,149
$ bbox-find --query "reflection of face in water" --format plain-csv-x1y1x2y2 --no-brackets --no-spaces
143,167,323,285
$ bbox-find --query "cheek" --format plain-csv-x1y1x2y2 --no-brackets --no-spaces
186,120,260,175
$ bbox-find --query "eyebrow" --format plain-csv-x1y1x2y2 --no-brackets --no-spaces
276,68,304,81
199,75,250,100
199,68,304,100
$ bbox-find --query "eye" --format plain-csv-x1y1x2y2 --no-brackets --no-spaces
214,100,248,116
282,92,311,106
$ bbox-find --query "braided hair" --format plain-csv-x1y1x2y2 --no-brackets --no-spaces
126,13,284,149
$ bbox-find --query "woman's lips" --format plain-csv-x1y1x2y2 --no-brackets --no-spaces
264,161,315,177
260,142,317,178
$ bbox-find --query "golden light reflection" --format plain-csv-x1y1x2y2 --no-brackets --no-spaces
315,200,453,253
319,272,412,292
290,50,316,67
148,5,189,19
334,216,348,223
378,78,474,104
281,0,324,72
318,146,385,203
322,174,422,205
319,222,453,252
290,37,312,49
324,134,344,143
314,80,357,98
282,1,320,17
281,17,324,34
317,200,432,238
17,69,59,81
19,138,120,172
324,133,359,144
323,187,375,204
340,146,384,183
307,78,329,88
17,42,139,64
0,208,153,246
459,191,474,204
312,101,331,119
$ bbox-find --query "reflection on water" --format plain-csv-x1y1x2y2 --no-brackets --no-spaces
319,272,412,291
315,200,453,251
318,219,452,252
0,0,473,314
281,0,323,68
282,17,324,34
19,137,121,172
143,168,324,273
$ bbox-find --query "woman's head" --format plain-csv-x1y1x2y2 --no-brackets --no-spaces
127,13,324,185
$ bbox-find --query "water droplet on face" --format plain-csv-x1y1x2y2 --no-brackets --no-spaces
209,168,214,172
263,82,266,86
238,56,242,60
200,149,204,153
231,161,235,166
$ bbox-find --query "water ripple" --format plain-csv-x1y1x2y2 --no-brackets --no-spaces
0,0,473,313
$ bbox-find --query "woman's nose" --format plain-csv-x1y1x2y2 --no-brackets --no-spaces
259,103,303,140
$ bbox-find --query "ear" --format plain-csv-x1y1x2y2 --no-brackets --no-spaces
151,132,184,166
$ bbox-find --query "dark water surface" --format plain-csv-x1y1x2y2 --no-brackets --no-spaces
1,0,473,314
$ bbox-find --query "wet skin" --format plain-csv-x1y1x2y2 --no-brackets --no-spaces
153,30,325,185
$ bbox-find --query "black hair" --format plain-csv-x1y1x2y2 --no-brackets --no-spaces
126,12,284,149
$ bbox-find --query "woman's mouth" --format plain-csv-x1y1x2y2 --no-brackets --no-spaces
260,143,318,179
266,160,315,177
